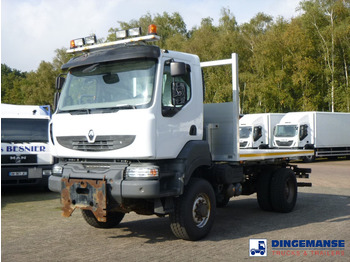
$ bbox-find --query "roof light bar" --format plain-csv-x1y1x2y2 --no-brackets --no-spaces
67,25,160,53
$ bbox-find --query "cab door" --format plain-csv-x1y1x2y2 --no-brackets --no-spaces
155,56,203,159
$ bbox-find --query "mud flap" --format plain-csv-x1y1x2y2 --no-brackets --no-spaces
61,178,107,222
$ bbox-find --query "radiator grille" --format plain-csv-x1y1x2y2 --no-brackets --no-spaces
275,140,293,147
56,135,135,152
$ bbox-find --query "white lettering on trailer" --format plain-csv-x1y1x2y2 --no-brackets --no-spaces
1,146,46,152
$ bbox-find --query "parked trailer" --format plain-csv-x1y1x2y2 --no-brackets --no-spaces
273,111,350,161
1,104,54,187
239,113,285,149
49,25,312,240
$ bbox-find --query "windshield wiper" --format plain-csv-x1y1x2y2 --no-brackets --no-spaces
116,105,136,109
90,105,137,113
58,105,136,115
58,109,91,115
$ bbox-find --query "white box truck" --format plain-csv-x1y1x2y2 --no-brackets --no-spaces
1,104,54,187
273,111,350,161
239,113,284,149
48,25,313,240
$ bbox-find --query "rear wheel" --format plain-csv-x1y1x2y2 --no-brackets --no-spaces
270,168,297,213
169,178,216,241
256,169,273,211
81,210,125,228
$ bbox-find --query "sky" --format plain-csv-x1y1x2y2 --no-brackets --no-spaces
1,0,302,72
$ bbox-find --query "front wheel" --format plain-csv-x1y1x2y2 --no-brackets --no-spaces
81,210,125,228
169,178,216,241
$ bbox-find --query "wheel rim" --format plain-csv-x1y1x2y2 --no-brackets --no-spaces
192,193,211,228
284,178,295,203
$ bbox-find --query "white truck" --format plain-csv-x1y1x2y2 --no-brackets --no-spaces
239,113,284,149
48,25,313,240
273,111,350,161
1,104,54,187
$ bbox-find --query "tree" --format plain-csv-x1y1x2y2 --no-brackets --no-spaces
20,61,57,107
299,0,350,112
52,47,72,73
107,12,187,48
1,64,27,104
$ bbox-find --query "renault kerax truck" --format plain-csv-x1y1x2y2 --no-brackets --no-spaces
1,104,53,187
49,25,313,240
273,111,350,161
239,113,284,149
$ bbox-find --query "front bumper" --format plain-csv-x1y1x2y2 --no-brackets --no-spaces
48,161,165,204
49,174,161,198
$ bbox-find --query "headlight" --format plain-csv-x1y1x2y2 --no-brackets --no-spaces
52,164,63,177
125,167,159,179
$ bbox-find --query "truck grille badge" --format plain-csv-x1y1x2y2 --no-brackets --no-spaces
88,129,95,143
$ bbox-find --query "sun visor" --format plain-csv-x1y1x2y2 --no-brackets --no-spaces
62,45,160,70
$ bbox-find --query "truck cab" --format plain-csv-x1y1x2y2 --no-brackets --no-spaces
274,123,310,148
273,112,313,149
1,104,54,187
51,45,204,160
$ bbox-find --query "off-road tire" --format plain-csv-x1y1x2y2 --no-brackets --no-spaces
256,169,273,211
169,178,216,241
270,168,297,213
81,210,125,228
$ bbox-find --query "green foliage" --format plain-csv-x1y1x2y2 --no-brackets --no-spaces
1,64,27,104
2,1,349,113
1,48,71,108
107,11,187,48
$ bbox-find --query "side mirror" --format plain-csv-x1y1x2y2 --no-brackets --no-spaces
170,62,186,77
171,82,187,106
56,76,66,90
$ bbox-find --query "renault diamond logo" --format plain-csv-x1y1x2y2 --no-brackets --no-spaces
88,129,95,143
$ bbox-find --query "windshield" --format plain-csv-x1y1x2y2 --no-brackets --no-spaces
57,59,157,113
1,118,49,143
274,125,298,137
239,126,252,139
